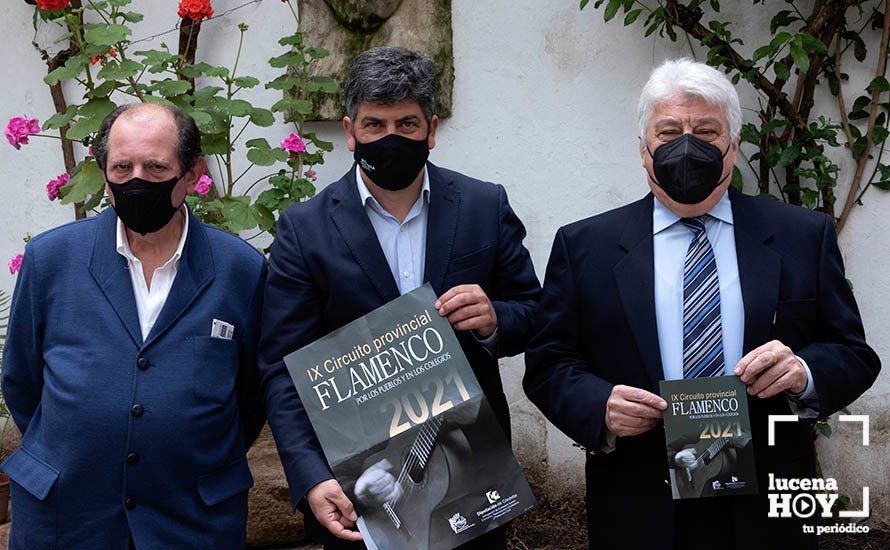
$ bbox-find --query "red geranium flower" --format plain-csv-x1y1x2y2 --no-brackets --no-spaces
36,0,71,11
178,0,214,22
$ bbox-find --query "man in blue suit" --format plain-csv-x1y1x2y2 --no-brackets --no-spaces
1,103,267,549
524,59,880,549
259,47,541,549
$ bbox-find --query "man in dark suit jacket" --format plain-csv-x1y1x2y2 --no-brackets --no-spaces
259,47,541,549
1,104,267,549
524,59,880,550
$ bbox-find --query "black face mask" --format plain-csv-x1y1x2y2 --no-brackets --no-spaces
647,133,730,205
353,132,430,191
107,175,183,235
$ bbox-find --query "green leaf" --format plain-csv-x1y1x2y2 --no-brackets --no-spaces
305,47,330,60
873,181,890,191
780,143,801,167
120,11,144,23
233,76,260,89
624,8,642,25
815,422,832,438
268,51,305,68
142,95,176,107
249,107,275,127
252,203,276,232
216,99,253,117
797,32,826,53
873,126,889,145
266,74,301,91
278,33,303,46
853,36,867,62
307,76,338,94
580,0,590,9
66,98,116,140
84,24,132,46
219,196,258,233
201,133,230,155
271,98,313,115
866,76,890,95
152,79,192,97
790,40,809,73
88,79,119,99
247,146,288,166
135,49,178,69
245,138,271,149
97,59,142,81
181,62,230,79
731,166,743,191
43,105,78,130
852,136,867,159
186,110,217,134
774,61,790,81
44,56,87,86
61,160,104,205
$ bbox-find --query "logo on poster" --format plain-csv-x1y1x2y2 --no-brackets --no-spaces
486,490,501,504
449,513,469,534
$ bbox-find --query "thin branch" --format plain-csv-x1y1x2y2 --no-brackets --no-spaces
837,0,890,233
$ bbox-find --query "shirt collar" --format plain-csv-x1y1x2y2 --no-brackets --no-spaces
116,206,189,267
652,190,734,234
355,164,431,214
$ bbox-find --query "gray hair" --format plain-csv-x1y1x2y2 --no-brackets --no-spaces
637,58,742,140
93,103,203,174
344,46,437,123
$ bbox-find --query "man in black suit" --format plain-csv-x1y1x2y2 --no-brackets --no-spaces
259,47,541,548
524,58,880,549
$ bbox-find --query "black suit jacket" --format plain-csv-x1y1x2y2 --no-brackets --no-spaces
259,163,541,508
524,188,880,549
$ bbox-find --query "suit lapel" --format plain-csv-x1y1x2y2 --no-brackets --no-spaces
613,195,663,391
89,209,143,348
142,209,215,349
729,188,780,354
329,168,400,303
423,164,460,295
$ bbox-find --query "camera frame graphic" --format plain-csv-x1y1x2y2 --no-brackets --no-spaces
768,414,870,519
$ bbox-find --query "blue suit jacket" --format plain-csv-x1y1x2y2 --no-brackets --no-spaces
1,208,267,550
258,163,541,509
523,188,880,549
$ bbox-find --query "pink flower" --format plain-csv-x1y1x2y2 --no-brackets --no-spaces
280,133,306,155
8,253,23,275
304,169,317,182
46,172,71,201
6,116,41,150
195,174,213,195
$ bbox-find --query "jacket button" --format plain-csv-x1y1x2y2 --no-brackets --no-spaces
137,357,150,371
125,497,136,510
127,453,140,465
131,404,144,417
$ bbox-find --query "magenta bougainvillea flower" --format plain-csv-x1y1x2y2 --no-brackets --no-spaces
46,172,71,201
6,116,41,149
281,133,306,155
195,174,213,195
8,253,23,275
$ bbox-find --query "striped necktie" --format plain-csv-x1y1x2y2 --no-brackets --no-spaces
681,216,725,378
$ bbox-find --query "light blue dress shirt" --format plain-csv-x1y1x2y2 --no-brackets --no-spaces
652,193,815,400
356,165,498,349
356,164,430,296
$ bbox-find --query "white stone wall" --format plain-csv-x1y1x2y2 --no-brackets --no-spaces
1,0,886,522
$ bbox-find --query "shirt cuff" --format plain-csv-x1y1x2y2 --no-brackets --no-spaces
470,327,499,354
785,355,819,419
601,427,617,454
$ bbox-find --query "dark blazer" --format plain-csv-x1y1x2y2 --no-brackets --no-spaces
1,208,267,550
258,163,541,509
524,188,880,550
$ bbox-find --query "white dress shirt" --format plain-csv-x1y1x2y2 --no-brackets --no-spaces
116,209,189,341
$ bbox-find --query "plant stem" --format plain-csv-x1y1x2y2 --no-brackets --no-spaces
837,0,889,233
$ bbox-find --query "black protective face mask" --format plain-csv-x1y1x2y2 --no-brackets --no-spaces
107,175,183,235
647,133,730,205
353,132,430,191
